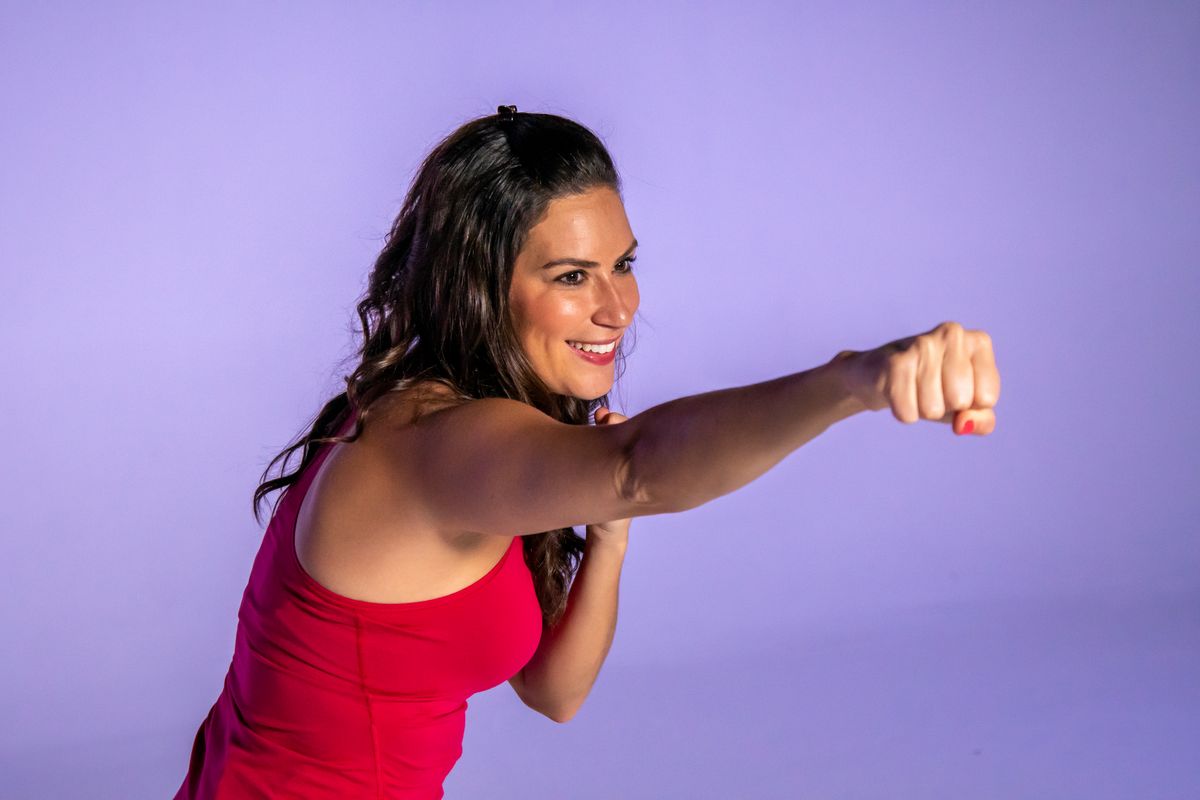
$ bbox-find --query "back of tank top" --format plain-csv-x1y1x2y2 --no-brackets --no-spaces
174,410,544,799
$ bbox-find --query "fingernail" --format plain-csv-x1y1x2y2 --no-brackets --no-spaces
959,420,975,435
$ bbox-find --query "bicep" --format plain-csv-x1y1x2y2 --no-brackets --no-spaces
396,398,645,537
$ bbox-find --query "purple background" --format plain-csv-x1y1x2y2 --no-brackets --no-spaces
3,2,1198,797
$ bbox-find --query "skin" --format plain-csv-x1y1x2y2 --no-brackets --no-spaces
501,190,1002,723
831,321,1000,435
501,186,639,721
507,183,641,545
508,185,640,405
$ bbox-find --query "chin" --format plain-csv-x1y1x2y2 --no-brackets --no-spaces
560,381,613,403
541,363,615,402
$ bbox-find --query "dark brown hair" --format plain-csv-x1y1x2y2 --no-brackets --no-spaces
251,107,633,628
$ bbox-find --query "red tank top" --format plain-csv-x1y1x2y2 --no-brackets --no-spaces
174,410,544,799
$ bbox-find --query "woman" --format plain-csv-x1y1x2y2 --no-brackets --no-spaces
175,104,1000,799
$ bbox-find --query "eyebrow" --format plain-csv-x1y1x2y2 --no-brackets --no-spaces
540,238,638,270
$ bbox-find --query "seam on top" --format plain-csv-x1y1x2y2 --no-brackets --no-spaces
354,611,385,799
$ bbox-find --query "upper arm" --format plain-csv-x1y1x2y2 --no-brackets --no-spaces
389,397,646,537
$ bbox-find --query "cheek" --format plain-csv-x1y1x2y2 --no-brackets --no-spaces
530,295,587,336
507,290,528,335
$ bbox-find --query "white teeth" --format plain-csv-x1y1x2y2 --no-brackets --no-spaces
568,340,616,354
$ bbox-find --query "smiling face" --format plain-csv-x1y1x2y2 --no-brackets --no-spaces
508,185,640,401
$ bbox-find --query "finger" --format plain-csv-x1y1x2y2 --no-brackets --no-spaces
594,407,629,425
917,333,946,421
937,404,997,434
970,332,1001,411
943,332,1000,435
888,348,921,424
941,324,974,416
952,332,999,436
967,408,995,435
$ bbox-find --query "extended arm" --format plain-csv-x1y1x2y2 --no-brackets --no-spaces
625,357,865,514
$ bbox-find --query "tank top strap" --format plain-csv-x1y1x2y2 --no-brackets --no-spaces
275,405,359,524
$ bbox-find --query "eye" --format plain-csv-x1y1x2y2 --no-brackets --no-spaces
555,256,637,287
556,270,586,286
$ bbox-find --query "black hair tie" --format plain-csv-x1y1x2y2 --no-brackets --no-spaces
497,104,518,122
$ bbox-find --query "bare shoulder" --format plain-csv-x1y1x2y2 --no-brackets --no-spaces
346,379,477,530
383,388,639,537
363,379,472,430
345,382,633,541
351,381,490,523
293,380,506,603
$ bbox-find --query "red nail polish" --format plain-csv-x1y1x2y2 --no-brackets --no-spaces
960,420,975,435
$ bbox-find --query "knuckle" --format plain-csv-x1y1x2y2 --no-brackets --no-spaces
892,347,919,371
938,320,965,337
887,389,915,424
945,390,971,411
921,398,946,419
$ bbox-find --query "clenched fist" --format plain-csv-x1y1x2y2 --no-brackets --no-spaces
830,321,1000,436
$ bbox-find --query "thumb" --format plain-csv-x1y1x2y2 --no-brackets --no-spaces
595,406,630,425
951,408,995,436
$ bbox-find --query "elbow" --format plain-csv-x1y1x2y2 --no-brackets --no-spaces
546,700,581,724
515,673,581,724
520,689,580,724
531,691,584,724
618,429,675,515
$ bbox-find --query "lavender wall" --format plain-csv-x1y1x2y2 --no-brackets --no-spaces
2,1,1196,797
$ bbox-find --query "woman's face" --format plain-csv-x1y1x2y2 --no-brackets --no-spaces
509,186,640,401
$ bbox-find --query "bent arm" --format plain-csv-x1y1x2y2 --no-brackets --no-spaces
625,356,864,514
510,531,625,723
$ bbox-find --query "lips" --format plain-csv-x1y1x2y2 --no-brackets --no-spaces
566,335,622,346
565,339,618,365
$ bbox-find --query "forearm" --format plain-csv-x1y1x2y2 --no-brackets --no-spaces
518,532,625,722
628,355,864,514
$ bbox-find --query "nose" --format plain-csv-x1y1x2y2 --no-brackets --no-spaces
592,274,638,329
